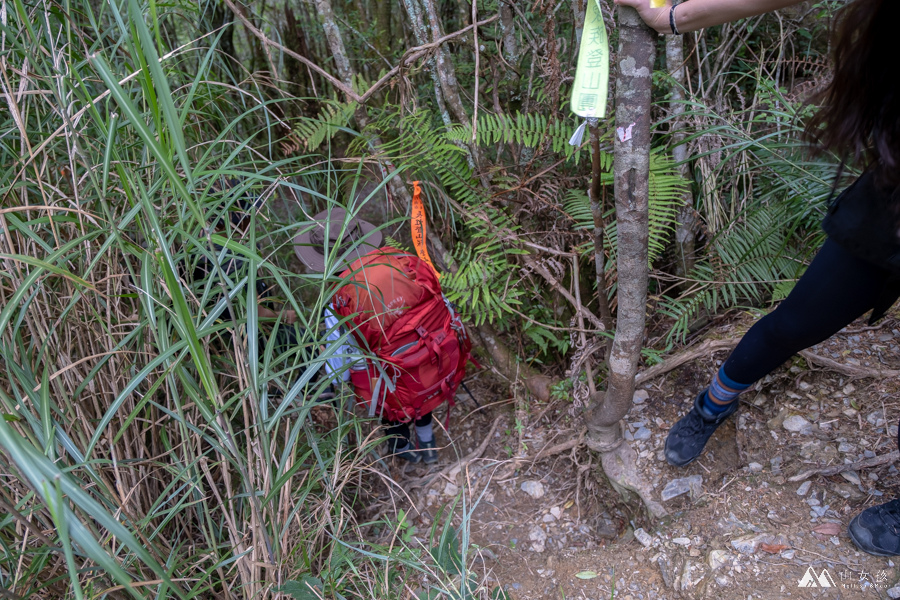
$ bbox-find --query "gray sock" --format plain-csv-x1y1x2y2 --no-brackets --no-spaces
415,422,434,443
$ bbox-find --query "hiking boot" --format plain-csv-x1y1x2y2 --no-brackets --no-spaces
849,499,900,556
390,437,422,464
420,439,438,464
664,390,739,467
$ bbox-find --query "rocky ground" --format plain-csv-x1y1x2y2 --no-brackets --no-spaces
392,313,900,599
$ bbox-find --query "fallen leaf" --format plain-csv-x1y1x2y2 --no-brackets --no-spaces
759,543,790,554
575,571,598,580
563,500,574,510
812,523,841,536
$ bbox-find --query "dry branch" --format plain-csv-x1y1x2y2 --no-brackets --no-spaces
407,415,504,489
798,350,900,379
789,451,900,482
635,338,738,385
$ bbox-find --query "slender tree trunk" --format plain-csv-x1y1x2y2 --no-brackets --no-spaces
420,0,469,126
667,35,697,282
585,6,654,435
375,0,392,54
312,0,354,85
498,1,520,87
401,0,454,127
583,5,666,519
589,123,614,337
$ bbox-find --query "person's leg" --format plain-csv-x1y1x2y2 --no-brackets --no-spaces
415,413,438,464
383,418,420,463
666,239,893,466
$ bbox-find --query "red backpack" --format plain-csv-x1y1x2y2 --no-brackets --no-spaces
332,247,471,422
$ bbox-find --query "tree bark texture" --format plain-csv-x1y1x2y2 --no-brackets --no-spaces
585,6,655,433
498,1,520,86
312,0,354,86
589,123,614,337
375,0,393,54
667,35,697,282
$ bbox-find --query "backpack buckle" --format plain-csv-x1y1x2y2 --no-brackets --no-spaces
415,326,428,337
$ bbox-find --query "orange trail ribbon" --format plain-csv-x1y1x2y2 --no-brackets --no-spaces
411,181,440,279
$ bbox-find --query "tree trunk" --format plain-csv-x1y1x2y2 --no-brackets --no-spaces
498,1,520,87
375,0,393,54
583,5,665,519
667,35,697,282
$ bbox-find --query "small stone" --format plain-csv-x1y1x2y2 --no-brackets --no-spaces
673,537,691,546
521,481,545,499
443,482,459,496
550,506,562,519
661,475,703,502
748,462,763,473
783,415,811,433
841,471,862,486
864,450,877,459
811,506,828,518
594,518,618,540
542,513,556,523
731,534,768,555
843,408,858,418
781,549,796,559
529,526,547,553
838,442,856,453
799,381,811,390
633,389,650,404
634,528,653,548
797,481,812,496
888,585,900,599
707,549,730,570
843,383,856,395
634,427,652,441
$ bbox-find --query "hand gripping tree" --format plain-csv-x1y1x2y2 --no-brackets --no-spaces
583,5,667,519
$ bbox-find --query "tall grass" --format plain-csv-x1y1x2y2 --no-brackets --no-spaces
0,1,496,598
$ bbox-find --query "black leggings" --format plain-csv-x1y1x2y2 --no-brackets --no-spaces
724,238,898,384
383,413,433,442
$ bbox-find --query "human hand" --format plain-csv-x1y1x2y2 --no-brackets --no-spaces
613,0,671,34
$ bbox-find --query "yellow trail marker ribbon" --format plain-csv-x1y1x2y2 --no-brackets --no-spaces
411,181,440,279
570,0,609,119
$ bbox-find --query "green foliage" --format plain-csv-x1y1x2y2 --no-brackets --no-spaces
280,576,325,600
564,151,690,265
293,100,358,151
447,111,591,161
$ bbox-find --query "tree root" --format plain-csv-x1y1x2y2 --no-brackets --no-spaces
789,450,900,482
597,440,668,519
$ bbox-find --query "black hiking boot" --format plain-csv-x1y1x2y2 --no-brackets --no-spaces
390,437,422,464
664,390,739,467
420,439,438,464
849,499,900,556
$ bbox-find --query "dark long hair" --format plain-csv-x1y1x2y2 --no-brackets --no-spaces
806,0,900,185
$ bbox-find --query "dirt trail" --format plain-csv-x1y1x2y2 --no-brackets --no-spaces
397,314,900,599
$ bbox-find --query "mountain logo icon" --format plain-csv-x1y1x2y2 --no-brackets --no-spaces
798,567,836,588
